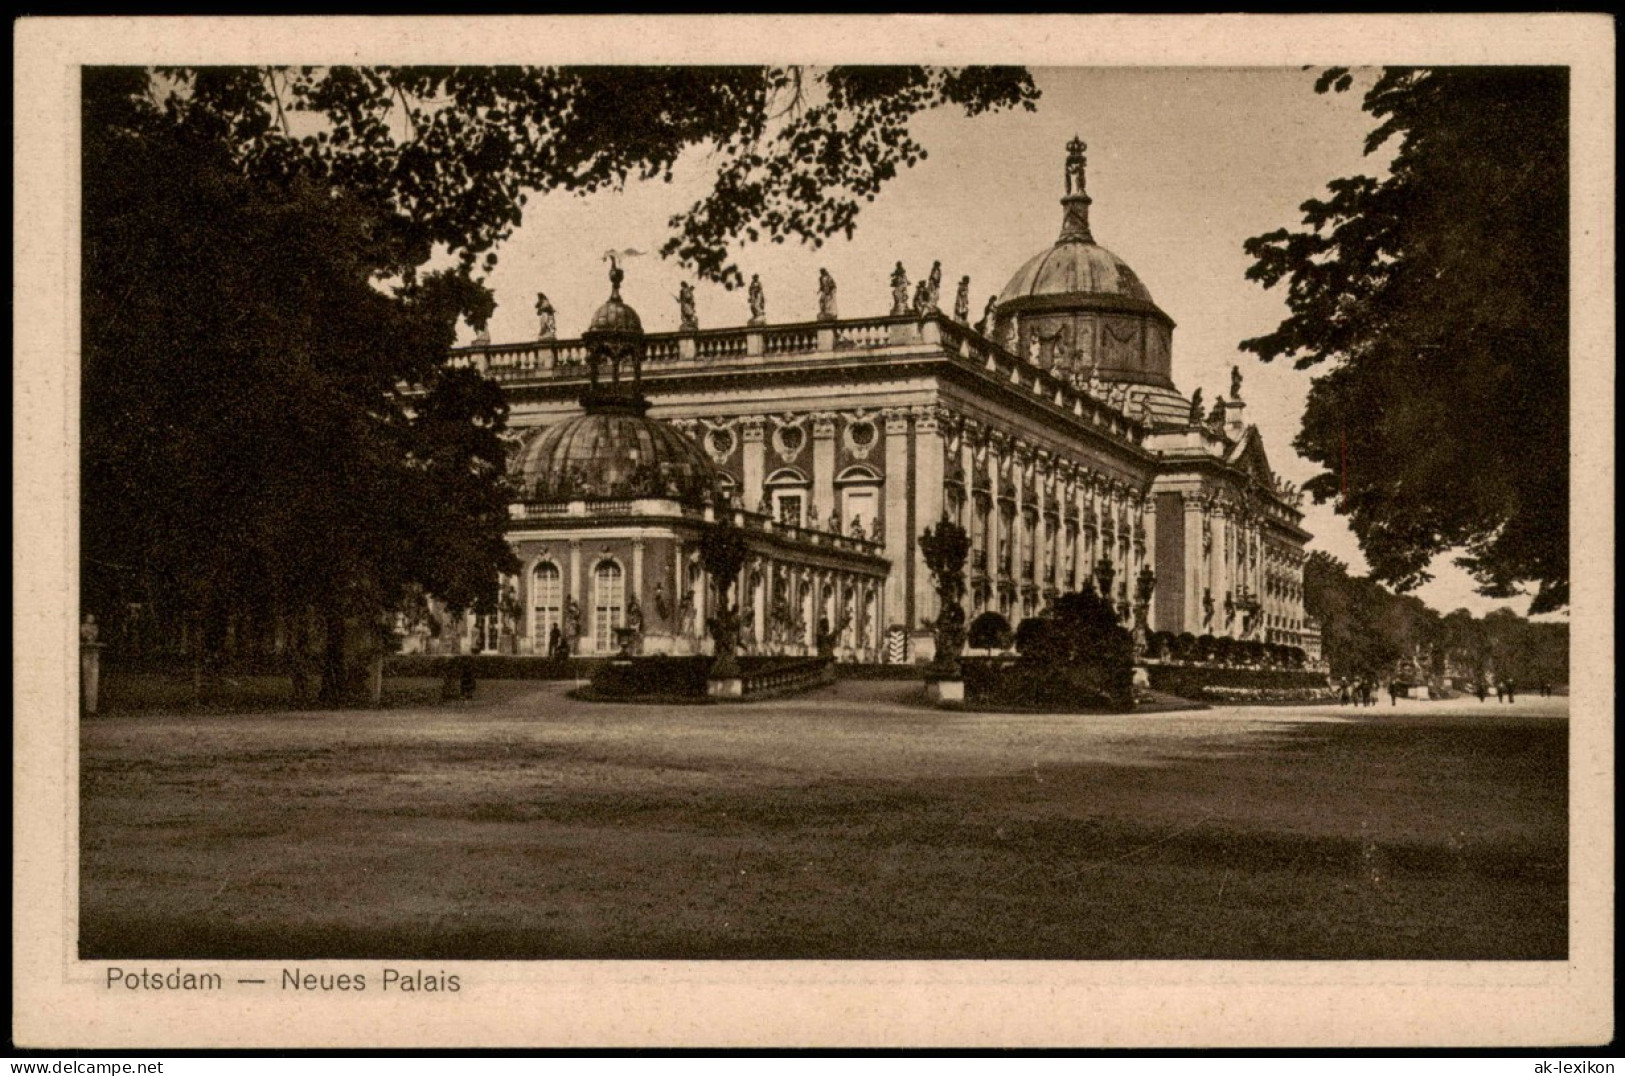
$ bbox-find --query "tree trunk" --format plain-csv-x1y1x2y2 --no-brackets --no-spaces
317,606,348,706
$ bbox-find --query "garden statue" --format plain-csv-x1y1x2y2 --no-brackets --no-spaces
535,292,557,340
678,282,698,332
890,262,910,316
626,596,644,635
817,268,838,321
747,274,766,326
953,276,971,323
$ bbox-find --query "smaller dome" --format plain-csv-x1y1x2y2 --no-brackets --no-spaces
512,410,722,506
587,295,643,336
584,259,644,337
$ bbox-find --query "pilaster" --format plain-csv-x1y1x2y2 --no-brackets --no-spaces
883,407,912,632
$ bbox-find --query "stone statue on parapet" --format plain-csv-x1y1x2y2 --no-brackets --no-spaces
925,261,943,312
977,295,998,336
953,276,971,323
1187,388,1204,426
912,279,931,316
817,268,838,321
1207,396,1227,425
678,282,698,332
850,515,865,539
535,292,557,340
828,507,841,533
1230,364,1244,400
890,262,910,316
747,274,766,326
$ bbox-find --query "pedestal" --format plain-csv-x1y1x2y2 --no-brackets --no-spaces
707,677,744,698
926,678,964,705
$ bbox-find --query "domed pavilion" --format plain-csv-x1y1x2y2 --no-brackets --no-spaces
492,260,888,660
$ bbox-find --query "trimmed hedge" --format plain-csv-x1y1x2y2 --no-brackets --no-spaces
1147,663,1330,701
591,655,712,698
590,655,836,699
962,657,1132,713
385,654,604,680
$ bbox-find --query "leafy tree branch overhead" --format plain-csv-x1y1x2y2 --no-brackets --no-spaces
1242,67,1568,613
147,65,1039,293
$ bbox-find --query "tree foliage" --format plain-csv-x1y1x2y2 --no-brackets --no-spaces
1243,67,1568,612
1303,550,1566,685
140,64,1037,289
83,68,518,701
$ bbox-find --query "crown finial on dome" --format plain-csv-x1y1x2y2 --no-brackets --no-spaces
1059,136,1094,244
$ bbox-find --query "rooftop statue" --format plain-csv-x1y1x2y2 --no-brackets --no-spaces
1231,364,1244,400
678,282,698,332
925,260,943,311
977,294,998,336
747,274,766,326
913,279,932,316
535,292,557,341
817,268,838,322
1187,388,1204,426
953,276,971,324
890,262,910,316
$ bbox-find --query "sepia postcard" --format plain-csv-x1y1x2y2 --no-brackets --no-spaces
13,14,1615,1050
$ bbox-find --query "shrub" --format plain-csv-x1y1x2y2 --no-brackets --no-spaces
1194,634,1217,663
1013,617,1050,655
1173,632,1198,662
967,611,1013,653
971,586,1134,711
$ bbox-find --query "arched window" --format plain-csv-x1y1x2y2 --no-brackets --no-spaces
765,467,811,527
593,560,624,653
532,562,562,649
835,465,883,537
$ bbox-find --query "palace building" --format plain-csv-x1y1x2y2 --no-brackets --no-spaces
450,139,1313,662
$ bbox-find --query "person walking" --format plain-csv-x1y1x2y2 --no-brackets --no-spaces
1505,678,1517,704
1338,679,1350,706
1389,680,1401,707
1495,680,1505,703
1475,680,1488,703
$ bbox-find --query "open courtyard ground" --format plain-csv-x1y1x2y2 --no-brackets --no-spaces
80,681,1568,960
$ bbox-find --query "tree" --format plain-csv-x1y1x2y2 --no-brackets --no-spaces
967,610,1013,654
1243,67,1568,612
919,520,972,674
1013,585,1135,710
83,69,517,702
699,518,750,676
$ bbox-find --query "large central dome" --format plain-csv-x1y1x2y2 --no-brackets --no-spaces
997,240,1155,308
990,138,1179,393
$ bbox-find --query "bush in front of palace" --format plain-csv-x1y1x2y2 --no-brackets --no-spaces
966,585,1134,712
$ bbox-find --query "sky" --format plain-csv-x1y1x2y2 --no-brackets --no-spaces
467,66,1547,619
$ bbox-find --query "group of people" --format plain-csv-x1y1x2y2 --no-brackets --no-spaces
1336,678,1380,707
1472,678,1551,702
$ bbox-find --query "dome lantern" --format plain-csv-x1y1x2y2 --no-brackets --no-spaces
581,255,649,416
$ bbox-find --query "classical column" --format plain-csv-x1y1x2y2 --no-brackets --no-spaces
631,538,645,611
812,412,837,521
1141,494,1158,631
752,558,767,649
1213,503,1232,638
740,416,767,512
911,405,946,629
1012,442,1030,617
568,538,584,651
882,407,911,633
1184,499,1205,632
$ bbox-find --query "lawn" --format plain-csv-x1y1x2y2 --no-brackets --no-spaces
78,681,1568,960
